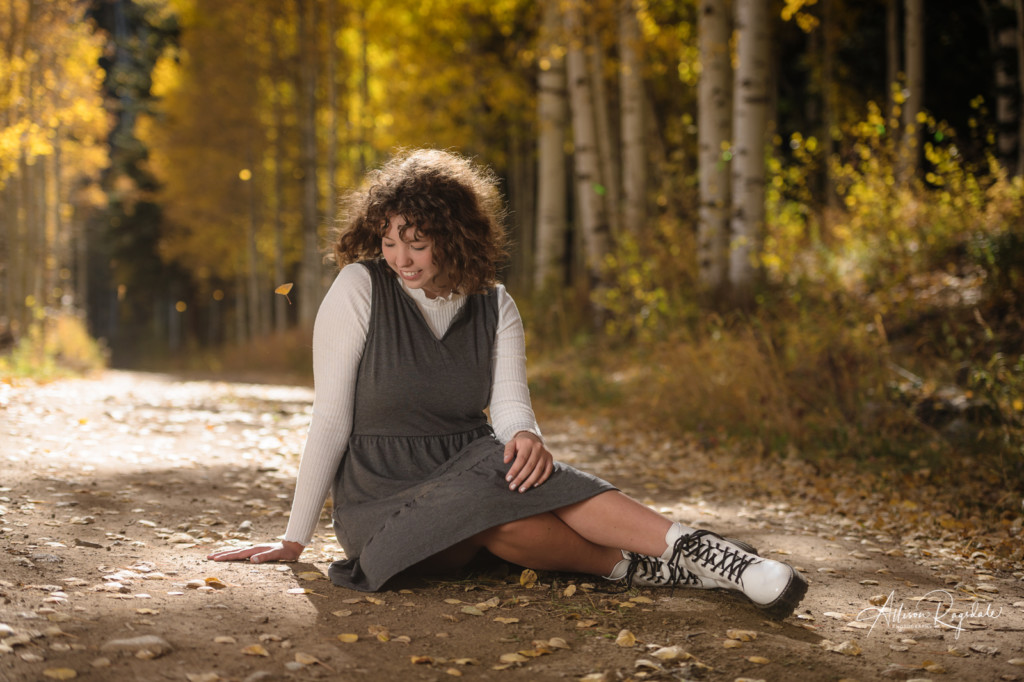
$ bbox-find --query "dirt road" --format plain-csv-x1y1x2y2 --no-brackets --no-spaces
2,371,1023,681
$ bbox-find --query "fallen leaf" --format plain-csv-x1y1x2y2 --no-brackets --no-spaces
242,644,269,657
213,636,236,644
461,605,485,617
519,569,537,588
615,630,637,647
748,656,771,664
563,584,577,597
42,670,77,680
185,674,220,682
493,617,519,625
575,619,598,629
723,639,743,649
337,634,359,643
411,655,434,664
726,629,758,642
499,652,528,664
297,572,323,581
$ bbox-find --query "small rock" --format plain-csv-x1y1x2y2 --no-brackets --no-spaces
100,635,173,658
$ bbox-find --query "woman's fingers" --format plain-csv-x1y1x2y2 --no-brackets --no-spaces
207,541,304,563
505,438,553,493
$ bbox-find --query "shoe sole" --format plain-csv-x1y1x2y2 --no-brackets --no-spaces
757,566,808,620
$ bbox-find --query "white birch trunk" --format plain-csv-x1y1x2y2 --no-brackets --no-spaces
564,1,610,288
619,0,647,236
534,0,569,291
698,0,733,291
729,0,769,296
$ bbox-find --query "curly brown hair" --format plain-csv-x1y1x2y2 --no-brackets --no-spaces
330,149,510,295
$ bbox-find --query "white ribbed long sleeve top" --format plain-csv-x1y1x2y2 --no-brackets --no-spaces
282,263,542,546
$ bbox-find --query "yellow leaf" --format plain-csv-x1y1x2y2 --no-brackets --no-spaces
294,652,319,665
499,653,528,664
563,584,577,597
445,668,463,676
204,577,227,589
242,644,269,657
275,283,294,304
337,633,359,643
297,572,323,581
519,569,538,588
615,629,637,647
576,619,598,629
748,656,771,664
411,655,434,664
723,639,743,649
493,617,519,624
43,670,77,680
213,636,236,644
726,629,758,642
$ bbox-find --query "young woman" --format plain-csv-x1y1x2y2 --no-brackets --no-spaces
208,149,807,618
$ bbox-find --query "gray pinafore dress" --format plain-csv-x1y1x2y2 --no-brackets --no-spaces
327,260,614,591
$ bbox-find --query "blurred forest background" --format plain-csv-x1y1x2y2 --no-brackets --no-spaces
2,0,1023,510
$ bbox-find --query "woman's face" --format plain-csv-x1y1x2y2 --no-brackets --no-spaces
382,214,449,297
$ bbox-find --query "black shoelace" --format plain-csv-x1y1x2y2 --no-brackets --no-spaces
669,529,760,586
624,551,701,589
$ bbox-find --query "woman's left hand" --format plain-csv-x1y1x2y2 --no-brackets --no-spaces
503,431,554,493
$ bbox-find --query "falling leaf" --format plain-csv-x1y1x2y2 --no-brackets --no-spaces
275,283,294,304
519,569,538,588
42,670,77,680
615,630,637,647
242,644,270,657
337,634,359,643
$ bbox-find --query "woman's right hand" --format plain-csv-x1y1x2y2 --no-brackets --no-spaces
207,540,305,564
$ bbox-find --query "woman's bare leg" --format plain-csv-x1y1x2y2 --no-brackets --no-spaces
553,490,674,557
420,512,623,577
421,491,673,578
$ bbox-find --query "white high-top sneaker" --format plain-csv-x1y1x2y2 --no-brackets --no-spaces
606,536,759,589
662,523,807,618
